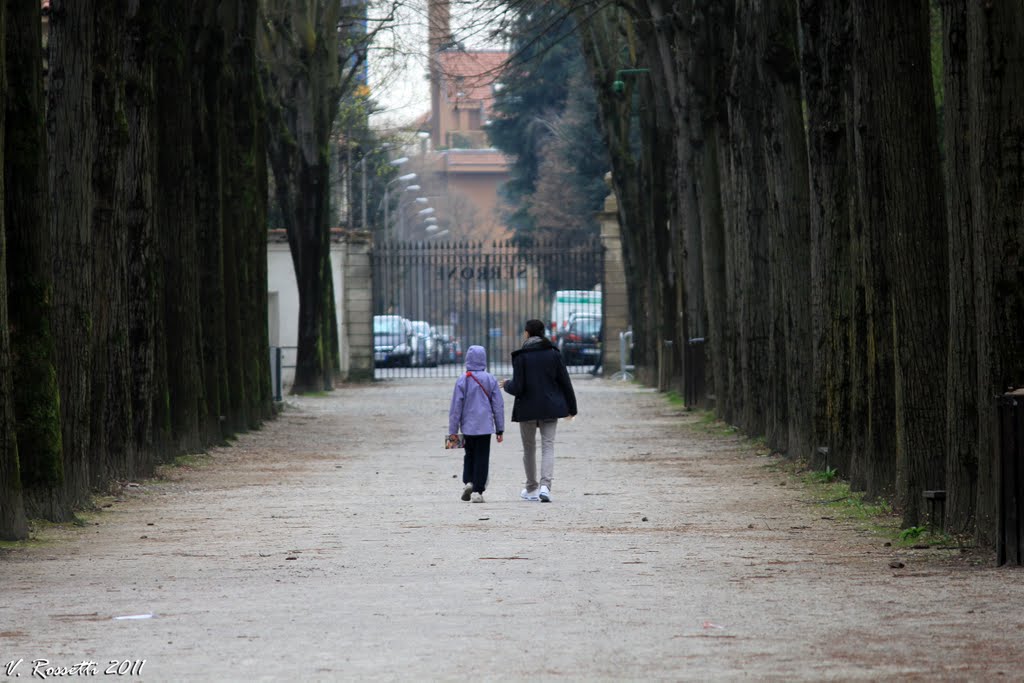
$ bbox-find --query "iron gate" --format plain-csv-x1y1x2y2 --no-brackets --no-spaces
372,238,604,378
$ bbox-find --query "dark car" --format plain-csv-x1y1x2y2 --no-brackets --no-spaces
373,315,413,367
559,315,602,366
434,325,463,365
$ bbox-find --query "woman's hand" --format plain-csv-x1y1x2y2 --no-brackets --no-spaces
496,434,504,443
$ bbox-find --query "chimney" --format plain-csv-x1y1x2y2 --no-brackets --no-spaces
428,0,451,150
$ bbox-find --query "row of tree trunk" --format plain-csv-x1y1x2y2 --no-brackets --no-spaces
0,0,273,540
573,0,1023,542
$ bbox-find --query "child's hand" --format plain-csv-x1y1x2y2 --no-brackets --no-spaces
496,434,503,443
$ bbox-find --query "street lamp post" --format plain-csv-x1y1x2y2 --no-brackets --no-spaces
383,171,417,241
397,196,430,242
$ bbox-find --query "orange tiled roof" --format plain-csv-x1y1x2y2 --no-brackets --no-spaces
438,50,509,107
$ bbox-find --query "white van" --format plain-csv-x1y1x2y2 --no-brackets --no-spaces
549,289,602,341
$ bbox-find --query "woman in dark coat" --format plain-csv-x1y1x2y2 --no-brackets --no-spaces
502,319,577,502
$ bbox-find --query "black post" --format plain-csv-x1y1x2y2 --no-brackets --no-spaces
998,389,1024,565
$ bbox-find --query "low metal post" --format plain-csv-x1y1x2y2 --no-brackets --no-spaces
611,330,634,381
270,346,283,402
998,388,1024,565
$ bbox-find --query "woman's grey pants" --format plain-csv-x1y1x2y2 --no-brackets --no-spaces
520,419,558,490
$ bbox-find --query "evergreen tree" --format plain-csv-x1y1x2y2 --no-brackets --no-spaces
487,4,607,247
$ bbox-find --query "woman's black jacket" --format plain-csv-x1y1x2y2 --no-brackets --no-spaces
502,338,578,422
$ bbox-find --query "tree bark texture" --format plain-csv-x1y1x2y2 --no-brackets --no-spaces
121,0,161,467
0,0,29,540
755,0,814,460
697,1,732,416
799,0,857,476
725,0,771,439
939,0,978,535
968,0,1024,545
852,0,948,525
641,0,698,385
47,0,96,511
642,0,722,403
155,0,206,453
221,0,258,430
91,0,134,487
236,2,272,423
5,0,65,519
633,27,682,393
194,6,230,443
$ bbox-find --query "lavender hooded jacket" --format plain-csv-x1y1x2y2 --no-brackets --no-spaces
448,345,505,436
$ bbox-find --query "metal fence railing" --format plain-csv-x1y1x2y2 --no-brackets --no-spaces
371,238,604,380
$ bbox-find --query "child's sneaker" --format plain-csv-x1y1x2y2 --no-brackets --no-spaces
471,492,484,503
520,488,540,501
461,483,473,501
539,485,551,502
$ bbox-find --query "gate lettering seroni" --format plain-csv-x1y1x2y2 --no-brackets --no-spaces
372,239,604,378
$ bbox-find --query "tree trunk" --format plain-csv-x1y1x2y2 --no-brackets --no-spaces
48,0,96,511
800,0,856,475
220,1,253,431
698,1,732,416
91,0,134,486
5,0,65,519
939,0,977,535
155,0,206,453
968,0,1024,545
635,36,681,394
726,0,771,439
121,0,160,468
0,0,28,540
246,25,272,423
194,8,229,443
852,0,948,525
259,2,344,395
756,0,814,460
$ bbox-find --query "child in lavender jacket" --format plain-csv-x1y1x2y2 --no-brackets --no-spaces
449,345,505,503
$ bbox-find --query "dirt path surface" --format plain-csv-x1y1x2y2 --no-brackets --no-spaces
2,378,1023,681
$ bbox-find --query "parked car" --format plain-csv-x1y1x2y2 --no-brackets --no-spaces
549,288,602,345
408,320,440,367
373,315,413,367
559,314,602,365
434,325,463,365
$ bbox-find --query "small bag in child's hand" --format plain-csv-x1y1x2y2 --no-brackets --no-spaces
445,433,465,449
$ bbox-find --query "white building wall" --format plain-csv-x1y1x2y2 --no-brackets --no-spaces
268,240,348,393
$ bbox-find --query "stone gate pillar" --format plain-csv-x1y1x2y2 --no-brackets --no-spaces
340,231,374,381
599,173,629,376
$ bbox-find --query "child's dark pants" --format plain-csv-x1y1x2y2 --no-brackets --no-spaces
462,434,491,493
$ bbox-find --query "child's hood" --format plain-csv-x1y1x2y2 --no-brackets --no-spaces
465,345,487,372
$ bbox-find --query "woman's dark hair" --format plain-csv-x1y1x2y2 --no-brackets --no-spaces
525,319,545,338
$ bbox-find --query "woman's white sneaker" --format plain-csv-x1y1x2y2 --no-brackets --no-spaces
471,492,484,503
520,488,540,501
539,485,551,502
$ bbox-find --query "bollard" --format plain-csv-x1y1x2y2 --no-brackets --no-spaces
611,330,634,381
997,388,1024,566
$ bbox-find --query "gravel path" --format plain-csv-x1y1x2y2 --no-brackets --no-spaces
2,377,1022,681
